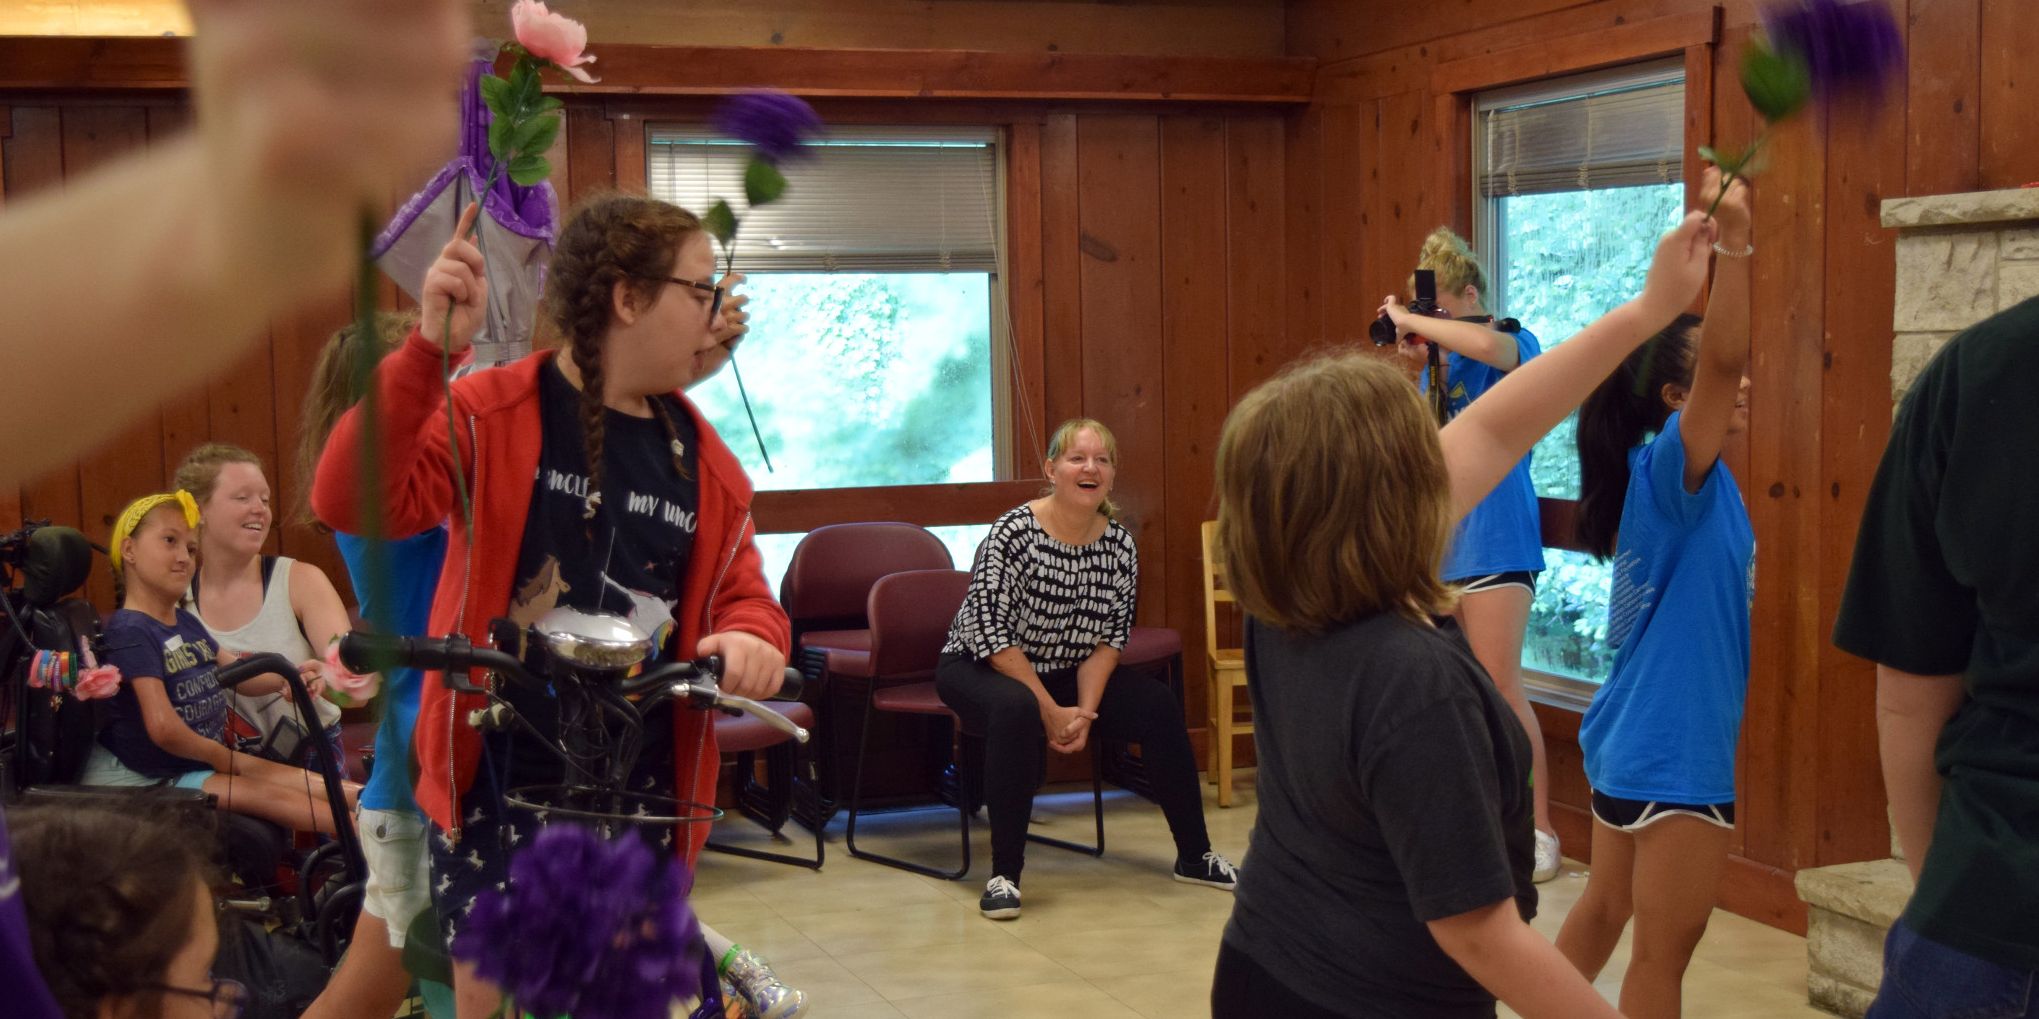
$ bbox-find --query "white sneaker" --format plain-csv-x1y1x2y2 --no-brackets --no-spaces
1533,829,1563,883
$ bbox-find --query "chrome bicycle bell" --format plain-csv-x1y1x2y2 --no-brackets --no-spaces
532,606,653,673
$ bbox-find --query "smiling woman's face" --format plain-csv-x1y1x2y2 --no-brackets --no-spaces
1044,427,1116,511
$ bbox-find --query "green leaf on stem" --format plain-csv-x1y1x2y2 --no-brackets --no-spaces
478,74,511,117
1697,144,1722,166
1741,38,1812,122
488,116,514,162
508,154,552,186
704,199,739,246
744,158,788,207
511,114,561,159
508,58,537,105
534,95,565,117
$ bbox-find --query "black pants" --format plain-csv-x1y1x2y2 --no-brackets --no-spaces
935,653,1210,880
1212,941,1349,1018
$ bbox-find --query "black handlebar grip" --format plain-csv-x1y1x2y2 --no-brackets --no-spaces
337,631,417,674
213,652,300,691
774,667,804,701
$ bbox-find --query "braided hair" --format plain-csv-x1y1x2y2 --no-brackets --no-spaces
541,194,704,520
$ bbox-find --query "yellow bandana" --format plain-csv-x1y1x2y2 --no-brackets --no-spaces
110,490,201,578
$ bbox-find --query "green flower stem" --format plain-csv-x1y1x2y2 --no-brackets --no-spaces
353,212,395,659
437,162,504,541
1705,129,1770,221
721,243,774,472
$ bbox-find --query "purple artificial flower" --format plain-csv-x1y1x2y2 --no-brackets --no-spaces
452,824,703,1019
1763,0,1903,101
712,90,823,164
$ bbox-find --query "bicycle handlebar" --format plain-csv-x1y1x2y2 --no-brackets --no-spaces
335,632,809,743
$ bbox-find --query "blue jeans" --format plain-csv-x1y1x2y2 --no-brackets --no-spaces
1868,919,2038,1019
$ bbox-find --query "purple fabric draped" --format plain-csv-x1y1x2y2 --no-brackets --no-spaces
372,54,559,366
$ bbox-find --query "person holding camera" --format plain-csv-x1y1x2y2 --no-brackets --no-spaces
1377,228,1560,883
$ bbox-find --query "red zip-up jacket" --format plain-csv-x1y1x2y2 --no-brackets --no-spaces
311,329,790,865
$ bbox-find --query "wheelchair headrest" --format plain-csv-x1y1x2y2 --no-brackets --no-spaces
22,526,92,608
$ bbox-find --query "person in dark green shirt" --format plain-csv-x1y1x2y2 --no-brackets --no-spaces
1834,295,2039,1017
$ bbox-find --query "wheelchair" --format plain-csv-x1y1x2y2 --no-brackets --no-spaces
1,520,364,1015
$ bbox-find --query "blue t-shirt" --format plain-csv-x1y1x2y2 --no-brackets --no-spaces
1424,326,1547,579
336,528,448,815
98,608,227,777
1579,412,1755,804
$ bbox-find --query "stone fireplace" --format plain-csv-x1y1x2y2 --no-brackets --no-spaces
1792,186,2039,1017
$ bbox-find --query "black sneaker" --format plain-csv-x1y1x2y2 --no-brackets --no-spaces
979,874,1021,919
1174,850,1239,890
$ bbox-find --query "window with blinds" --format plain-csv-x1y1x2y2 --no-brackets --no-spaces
646,125,1000,273
1474,60,1684,199
1471,59,1690,692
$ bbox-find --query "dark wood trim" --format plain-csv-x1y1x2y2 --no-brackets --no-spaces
0,38,1314,106
751,479,1040,535
1538,497,1586,554
564,45,1315,105
1429,8,1721,97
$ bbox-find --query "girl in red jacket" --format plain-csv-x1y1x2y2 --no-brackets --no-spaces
313,196,793,1017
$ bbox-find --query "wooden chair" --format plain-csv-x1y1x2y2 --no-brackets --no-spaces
1200,520,1251,807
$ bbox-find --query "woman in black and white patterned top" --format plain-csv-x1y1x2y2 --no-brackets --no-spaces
938,418,1237,921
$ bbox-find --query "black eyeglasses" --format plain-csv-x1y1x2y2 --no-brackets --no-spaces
637,274,724,324
144,977,248,1018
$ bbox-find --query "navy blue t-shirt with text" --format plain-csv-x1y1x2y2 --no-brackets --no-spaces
98,608,228,777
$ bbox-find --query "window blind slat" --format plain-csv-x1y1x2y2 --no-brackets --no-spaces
1476,63,1685,199
648,125,1000,273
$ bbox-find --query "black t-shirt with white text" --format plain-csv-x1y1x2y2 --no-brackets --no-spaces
502,361,700,785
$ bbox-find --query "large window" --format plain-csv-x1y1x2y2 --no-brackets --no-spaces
648,125,1006,591
1474,62,1685,686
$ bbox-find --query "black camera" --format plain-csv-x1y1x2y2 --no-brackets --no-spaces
1370,269,1443,346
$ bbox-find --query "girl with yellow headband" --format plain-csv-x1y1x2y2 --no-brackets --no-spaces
80,491,351,834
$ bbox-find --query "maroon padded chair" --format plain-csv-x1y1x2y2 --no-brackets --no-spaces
843,569,1104,880
704,701,824,869
778,522,953,819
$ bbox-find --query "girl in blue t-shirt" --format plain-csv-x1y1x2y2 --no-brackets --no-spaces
83,492,349,835
1555,171,1753,1018
1379,227,1559,881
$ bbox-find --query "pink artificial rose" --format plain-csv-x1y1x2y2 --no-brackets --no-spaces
71,665,122,701
511,0,598,83
321,644,381,708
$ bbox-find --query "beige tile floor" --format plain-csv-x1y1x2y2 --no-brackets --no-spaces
695,776,1826,1018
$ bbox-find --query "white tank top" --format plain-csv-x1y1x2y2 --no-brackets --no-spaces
196,556,343,733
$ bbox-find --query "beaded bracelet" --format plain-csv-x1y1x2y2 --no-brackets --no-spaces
1712,239,1755,258
28,649,75,691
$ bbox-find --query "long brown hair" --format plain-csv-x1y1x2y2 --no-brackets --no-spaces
541,193,702,518
296,310,417,530
1215,350,1456,633
1575,313,1703,558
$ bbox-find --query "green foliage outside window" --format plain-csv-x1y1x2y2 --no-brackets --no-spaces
1496,184,1684,683
689,272,996,491
686,272,997,589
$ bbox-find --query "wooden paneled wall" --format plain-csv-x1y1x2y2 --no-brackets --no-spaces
1282,0,2039,931
0,98,362,610
0,85,1295,766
